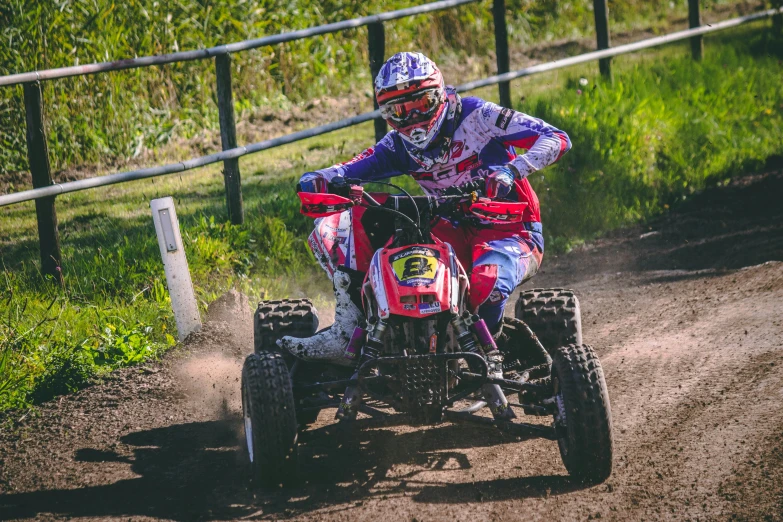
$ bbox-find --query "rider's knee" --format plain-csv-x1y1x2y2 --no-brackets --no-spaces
469,264,500,310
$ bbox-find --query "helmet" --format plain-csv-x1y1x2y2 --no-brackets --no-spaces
375,52,447,150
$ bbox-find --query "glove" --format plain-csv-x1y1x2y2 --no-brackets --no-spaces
485,165,518,199
297,172,328,193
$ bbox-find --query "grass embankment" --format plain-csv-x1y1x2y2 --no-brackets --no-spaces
1,26,782,413
0,0,752,178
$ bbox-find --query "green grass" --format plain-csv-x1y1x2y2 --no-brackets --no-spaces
0,0,752,177
1,23,782,413
526,27,783,250
0,123,373,411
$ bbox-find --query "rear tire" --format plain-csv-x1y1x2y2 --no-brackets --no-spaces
551,343,613,484
241,351,299,488
254,299,319,354
254,299,321,428
515,288,582,352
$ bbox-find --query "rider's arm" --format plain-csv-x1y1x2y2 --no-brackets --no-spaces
476,101,571,178
309,132,406,183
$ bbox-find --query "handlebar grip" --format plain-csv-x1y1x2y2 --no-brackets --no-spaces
327,178,352,197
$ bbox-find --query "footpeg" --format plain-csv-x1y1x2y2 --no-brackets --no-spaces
335,384,363,421
483,352,516,420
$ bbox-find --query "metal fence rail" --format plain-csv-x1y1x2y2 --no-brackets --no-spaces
0,0,479,87
456,7,782,91
1,0,781,283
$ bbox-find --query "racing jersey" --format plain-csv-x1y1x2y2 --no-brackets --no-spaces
313,95,571,227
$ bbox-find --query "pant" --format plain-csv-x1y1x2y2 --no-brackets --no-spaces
430,218,543,331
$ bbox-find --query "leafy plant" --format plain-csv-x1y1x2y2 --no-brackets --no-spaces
85,322,166,368
27,346,95,404
526,29,783,249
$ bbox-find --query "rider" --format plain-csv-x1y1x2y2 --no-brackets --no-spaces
279,52,571,414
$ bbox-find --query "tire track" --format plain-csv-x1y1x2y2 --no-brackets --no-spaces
0,171,782,521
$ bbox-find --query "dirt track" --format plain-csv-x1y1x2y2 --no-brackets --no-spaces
1,171,782,521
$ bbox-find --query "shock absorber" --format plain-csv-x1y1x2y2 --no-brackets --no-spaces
336,318,388,421
451,312,498,353
470,314,499,354
451,312,481,353
359,318,388,364
452,312,515,420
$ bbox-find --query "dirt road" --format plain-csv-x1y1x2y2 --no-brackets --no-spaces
1,171,782,521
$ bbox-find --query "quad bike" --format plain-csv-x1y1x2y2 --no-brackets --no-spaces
241,180,613,487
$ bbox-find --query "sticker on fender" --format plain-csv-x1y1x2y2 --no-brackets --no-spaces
418,301,441,314
390,247,440,287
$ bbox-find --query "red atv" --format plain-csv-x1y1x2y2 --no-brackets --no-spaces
241,180,613,487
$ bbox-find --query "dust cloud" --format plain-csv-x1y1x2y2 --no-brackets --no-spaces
172,288,336,419
173,290,252,418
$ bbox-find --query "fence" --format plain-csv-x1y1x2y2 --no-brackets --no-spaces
1,0,781,284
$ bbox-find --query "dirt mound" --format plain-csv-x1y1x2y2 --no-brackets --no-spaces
206,288,252,325
174,290,253,418
1,172,782,521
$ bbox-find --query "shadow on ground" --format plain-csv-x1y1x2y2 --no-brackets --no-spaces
0,418,581,520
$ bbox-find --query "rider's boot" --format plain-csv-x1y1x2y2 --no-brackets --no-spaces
455,314,516,421
277,269,363,365
335,381,363,421
336,318,387,421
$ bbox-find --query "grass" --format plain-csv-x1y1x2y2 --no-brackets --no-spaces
0,123,373,411
0,0,754,177
526,27,783,250
1,22,782,413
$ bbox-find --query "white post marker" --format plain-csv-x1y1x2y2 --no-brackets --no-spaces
151,197,202,341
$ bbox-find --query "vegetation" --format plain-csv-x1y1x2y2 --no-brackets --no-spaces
527,30,783,250
1,6,782,413
0,0,751,177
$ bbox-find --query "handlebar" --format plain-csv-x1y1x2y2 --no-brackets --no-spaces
299,178,526,226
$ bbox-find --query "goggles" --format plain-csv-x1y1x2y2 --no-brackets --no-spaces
379,88,444,126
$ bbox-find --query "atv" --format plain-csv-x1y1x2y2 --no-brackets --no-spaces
241,180,613,487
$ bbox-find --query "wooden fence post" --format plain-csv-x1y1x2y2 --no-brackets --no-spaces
367,21,388,143
492,0,512,108
593,0,612,79
215,53,243,225
774,0,783,36
688,0,704,61
23,82,63,285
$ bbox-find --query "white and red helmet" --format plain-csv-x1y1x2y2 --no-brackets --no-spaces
375,52,447,150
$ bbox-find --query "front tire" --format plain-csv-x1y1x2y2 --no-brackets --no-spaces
551,343,613,484
241,351,299,487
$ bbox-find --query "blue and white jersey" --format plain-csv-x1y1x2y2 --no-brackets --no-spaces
313,93,571,224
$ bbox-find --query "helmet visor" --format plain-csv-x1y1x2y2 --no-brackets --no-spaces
380,88,444,127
